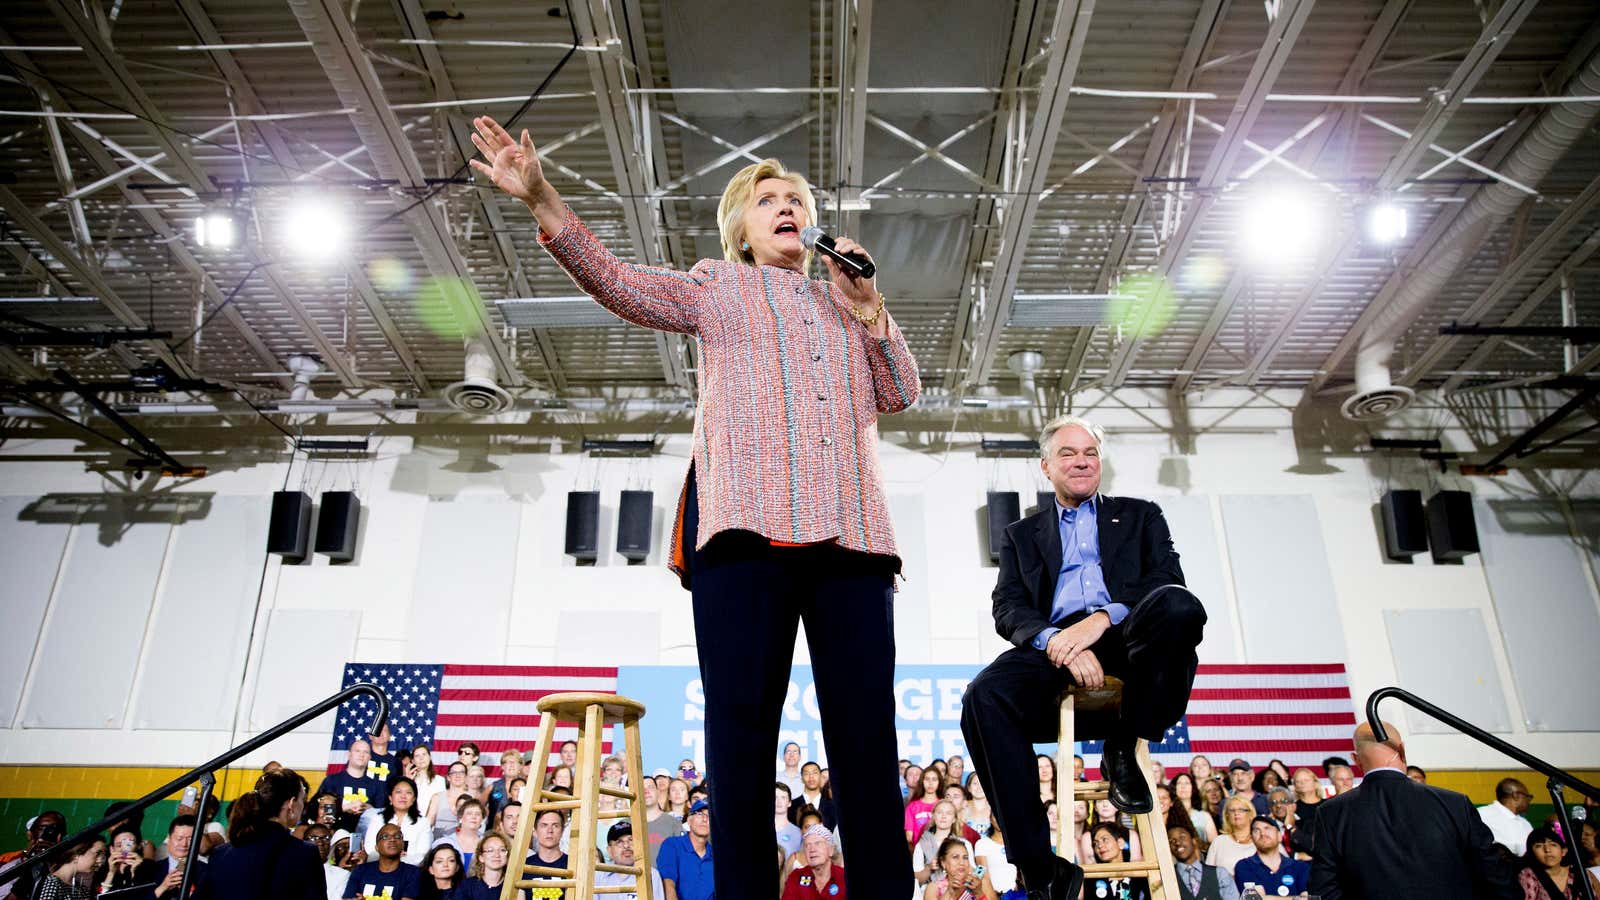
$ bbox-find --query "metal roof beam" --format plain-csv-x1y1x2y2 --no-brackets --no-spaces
1102,0,1317,388
833,0,872,237
287,0,522,387
965,0,1097,385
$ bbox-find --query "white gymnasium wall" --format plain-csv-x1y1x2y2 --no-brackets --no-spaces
1,389,1598,771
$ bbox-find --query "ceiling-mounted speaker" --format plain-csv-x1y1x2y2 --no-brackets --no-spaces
617,490,653,563
316,491,361,562
1426,491,1480,562
566,491,600,561
986,491,1021,563
268,491,313,561
1379,490,1428,561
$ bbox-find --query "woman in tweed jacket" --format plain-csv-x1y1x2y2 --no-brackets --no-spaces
471,115,918,897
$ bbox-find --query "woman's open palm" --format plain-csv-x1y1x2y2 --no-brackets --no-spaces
469,116,546,204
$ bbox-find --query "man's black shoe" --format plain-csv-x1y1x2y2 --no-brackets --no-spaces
1100,736,1154,814
1024,857,1084,900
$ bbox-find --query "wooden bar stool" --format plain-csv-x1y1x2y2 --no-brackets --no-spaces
503,692,653,900
1054,676,1180,899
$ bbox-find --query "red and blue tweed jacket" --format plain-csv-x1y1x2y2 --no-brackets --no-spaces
539,207,920,582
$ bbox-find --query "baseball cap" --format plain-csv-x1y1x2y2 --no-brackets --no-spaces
652,768,671,778
1250,815,1279,830
607,821,632,843
688,799,710,815
1228,758,1252,772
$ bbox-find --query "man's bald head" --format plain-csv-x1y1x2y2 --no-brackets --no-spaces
1352,720,1405,771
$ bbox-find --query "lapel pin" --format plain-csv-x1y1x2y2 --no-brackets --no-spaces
1111,518,1120,524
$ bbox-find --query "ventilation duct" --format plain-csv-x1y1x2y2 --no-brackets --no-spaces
287,355,321,402
1351,47,1600,417
443,338,513,414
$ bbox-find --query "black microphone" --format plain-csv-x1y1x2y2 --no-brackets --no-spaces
801,226,876,279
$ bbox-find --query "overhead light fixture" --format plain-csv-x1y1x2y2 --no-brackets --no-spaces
193,210,237,249
496,297,621,328
283,199,346,261
1366,201,1408,245
1238,186,1323,266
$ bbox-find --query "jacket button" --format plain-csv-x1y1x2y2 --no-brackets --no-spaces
795,284,806,295
813,353,822,361
821,437,833,446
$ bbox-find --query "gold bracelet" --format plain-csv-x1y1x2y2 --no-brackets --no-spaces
852,293,886,327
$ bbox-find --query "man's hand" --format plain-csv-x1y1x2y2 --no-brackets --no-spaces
1065,648,1105,689
152,867,183,898
1044,611,1111,668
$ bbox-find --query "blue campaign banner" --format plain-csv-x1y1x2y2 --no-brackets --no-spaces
617,664,1025,772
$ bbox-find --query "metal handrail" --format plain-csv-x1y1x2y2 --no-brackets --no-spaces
1368,686,1598,900
0,682,388,896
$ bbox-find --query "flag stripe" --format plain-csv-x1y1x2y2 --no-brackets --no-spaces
1188,687,1351,701
440,676,617,692
438,689,581,703
1182,699,1354,715
437,715,571,728
1189,739,1353,753
439,665,619,677
1185,713,1356,727
1193,664,1346,675
1190,673,1352,689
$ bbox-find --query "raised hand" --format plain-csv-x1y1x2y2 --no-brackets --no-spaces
469,116,549,205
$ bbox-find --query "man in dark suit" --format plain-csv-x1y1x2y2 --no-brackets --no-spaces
1167,820,1226,900
961,415,1206,900
1308,721,1518,900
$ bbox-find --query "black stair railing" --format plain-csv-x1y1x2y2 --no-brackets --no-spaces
1368,686,1599,900
0,682,388,900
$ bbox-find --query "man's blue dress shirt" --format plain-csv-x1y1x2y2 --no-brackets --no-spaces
1031,495,1127,649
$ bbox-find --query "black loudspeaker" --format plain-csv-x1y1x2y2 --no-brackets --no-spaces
1426,490,1480,561
268,491,313,560
617,490,653,562
986,491,1021,562
1379,489,1428,561
565,491,600,561
1036,491,1057,515
315,491,361,562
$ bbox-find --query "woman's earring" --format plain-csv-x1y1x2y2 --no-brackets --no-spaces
741,241,750,251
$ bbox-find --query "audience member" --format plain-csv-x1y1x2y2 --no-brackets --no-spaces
777,743,805,797
594,822,663,900
367,723,399,786
431,799,486,868
526,810,567,875
487,750,523,821
973,820,1016,897
0,809,67,886
345,823,422,900
1073,755,1086,783
912,801,970,887
905,767,945,842
657,799,714,900
1266,788,1296,838
319,739,388,833
1326,764,1356,796
102,824,158,891
1251,768,1284,799
493,801,521,844
455,744,481,772
1200,779,1226,830
465,766,491,810
147,815,207,898
312,826,348,900
1085,799,1142,861
1087,822,1149,900
947,756,966,787
677,759,700,787
1309,721,1517,900
458,830,511,900
549,766,576,793
1267,760,1290,785
1068,800,1088,859
782,824,846,900
360,776,431,866
1287,768,1321,855
432,762,470,839
1517,825,1599,900
783,808,828,879
1481,778,1537,857
557,741,577,771
198,769,323,900
789,762,837,830
1406,765,1427,784
1171,773,1218,846
1036,755,1056,804
410,746,446,826
775,784,803,858
963,774,992,835
664,778,690,820
33,832,105,900
1232,815,1309,897
925,836,996,900
1578,820,1600,889
1205,796,1258,881
644,778,680,852
1191,756,1216,785
1226,760,1269,816
1167,820,1229,900
417,844,463,900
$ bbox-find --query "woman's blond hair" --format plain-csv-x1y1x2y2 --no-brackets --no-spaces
717,159,818,269
467,831,510,880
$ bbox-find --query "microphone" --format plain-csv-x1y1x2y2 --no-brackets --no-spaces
801,226,876,279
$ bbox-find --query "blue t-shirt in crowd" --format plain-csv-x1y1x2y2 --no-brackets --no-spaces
320,769,390,830
343,860,421,899
368,751,399,786
1233,854,1311,897
656,834,714,900
456,877,504,900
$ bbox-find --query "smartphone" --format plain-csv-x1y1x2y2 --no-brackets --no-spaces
181,786,198,808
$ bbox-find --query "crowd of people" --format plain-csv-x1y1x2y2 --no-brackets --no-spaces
3,724,1597,900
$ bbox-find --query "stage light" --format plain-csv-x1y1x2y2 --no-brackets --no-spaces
283,199,347,261
1238,187,1322,266
193,210,236,249
1366,202,1408,245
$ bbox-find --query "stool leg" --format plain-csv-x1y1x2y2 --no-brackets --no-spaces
570,702,605,900
622,713,653,900
1057,694,1075,863
1133,739,1178,900
506,711,558,900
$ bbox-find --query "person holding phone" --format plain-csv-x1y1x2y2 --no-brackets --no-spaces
924,837,996,900
102,824,160,892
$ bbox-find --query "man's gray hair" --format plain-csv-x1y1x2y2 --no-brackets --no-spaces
1039,414,1106,457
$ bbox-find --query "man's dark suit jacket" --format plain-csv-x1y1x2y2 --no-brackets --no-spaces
1309,768,1519,900
1174,862,1226,900
991,495,1185,647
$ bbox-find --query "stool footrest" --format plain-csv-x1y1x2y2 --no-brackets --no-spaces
530,798,582,811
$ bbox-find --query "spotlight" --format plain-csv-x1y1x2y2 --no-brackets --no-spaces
283,199,347,261
193,210,237,249
1238,187,1322,266
1366,202,1408,245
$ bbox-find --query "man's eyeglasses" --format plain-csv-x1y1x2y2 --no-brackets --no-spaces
376,833,405,842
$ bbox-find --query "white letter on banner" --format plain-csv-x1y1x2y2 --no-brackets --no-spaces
783,680,802,720
684,679,705,722
937,679,968,720
900,728,936,761
681,730,706,765
897,679,932,720
940,730,967,759
801,682,821,719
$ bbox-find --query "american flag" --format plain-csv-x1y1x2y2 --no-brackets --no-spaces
1080,664,1357,779
328,664,619,778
